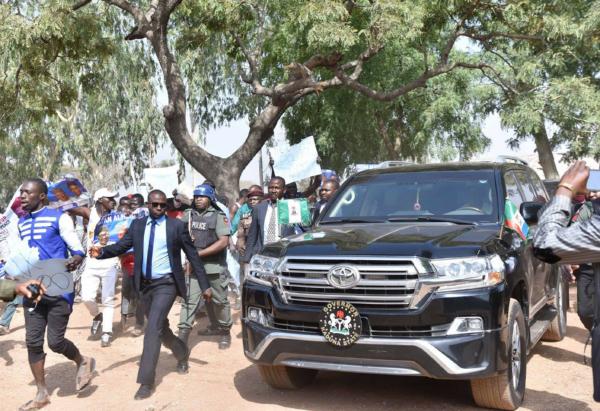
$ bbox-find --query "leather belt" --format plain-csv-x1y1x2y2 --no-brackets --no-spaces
141,275,173,286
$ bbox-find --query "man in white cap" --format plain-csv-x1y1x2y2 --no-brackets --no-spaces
69,187,120,346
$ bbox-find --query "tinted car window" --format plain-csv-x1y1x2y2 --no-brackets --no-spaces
529,171,548,202
323,170,499,223
515,171,537,202
504,172,524,208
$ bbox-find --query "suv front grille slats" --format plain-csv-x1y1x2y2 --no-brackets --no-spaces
276,257,426,309
270,317,451,337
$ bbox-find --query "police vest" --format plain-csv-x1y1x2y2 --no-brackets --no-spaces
188,209,225,265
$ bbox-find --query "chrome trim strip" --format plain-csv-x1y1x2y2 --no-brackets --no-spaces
285,291,412,302
245,331,487,375
278,359,423,376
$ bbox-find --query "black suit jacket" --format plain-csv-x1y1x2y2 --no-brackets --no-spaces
241,200,297,263
99,216,209,297
311,199,328,225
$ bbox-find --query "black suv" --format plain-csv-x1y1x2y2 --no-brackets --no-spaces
242,162,567,410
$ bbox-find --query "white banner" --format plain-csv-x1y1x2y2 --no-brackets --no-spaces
270,136,321,183
144,165,179,196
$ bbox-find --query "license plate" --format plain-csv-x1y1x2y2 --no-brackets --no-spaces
319,300,362,347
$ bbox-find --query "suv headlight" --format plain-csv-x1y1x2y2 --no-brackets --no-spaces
247,254,280,287
428,255,505,291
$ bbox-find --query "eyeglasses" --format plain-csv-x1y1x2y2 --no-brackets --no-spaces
151,202,167,209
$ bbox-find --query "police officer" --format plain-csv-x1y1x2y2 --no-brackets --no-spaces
178,184,232,349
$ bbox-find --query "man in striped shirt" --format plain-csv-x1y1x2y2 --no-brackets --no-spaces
533,160,600,401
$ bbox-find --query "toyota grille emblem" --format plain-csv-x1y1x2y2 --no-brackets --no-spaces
327,265,361,289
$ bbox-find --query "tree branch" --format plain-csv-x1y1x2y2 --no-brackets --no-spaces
461,31,544,43
72,0,92,11
233,33,273,96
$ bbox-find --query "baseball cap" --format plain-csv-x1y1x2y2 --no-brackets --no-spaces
94,188,119,202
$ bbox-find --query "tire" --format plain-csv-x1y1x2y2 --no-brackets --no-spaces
542,272,567,342
257,364,317,389
470,298,526,410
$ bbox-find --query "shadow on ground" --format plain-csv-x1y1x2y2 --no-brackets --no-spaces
234,365,479,410
0,338,25,366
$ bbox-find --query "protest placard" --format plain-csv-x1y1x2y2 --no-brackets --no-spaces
269,136,321,183
93,211,133,245
47,178,90,211
17,258,73,296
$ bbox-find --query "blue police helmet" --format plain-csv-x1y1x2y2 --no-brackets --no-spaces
193,184,216,201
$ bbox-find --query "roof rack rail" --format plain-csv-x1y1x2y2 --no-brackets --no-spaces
377,160,413,168
495,155,529,166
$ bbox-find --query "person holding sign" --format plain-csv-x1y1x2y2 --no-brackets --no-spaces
17,178,95,410
72,188,120,347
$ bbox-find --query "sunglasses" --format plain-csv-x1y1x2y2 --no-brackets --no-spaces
151,202,167,209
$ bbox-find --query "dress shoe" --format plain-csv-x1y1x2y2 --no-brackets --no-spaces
177,359,189,374
218,331,231,350
176,345,190,375
134,384,154,400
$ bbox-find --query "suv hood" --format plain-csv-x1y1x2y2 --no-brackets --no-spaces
263,222,502,259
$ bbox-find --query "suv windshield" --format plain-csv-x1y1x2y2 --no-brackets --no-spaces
322,170,499,224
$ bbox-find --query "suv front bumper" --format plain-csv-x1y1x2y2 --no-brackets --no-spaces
244,320,505,379
242,281,509,380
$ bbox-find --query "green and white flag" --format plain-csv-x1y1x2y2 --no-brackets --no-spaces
278,198,311,226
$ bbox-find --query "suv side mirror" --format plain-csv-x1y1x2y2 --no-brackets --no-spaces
520,201,543,225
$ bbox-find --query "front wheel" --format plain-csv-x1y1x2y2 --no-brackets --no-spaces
470,298,526,410
542,272,567,342
257,364,317,389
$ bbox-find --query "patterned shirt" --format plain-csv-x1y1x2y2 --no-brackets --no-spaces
533,195,600,264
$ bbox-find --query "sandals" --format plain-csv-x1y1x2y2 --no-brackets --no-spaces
19,398,50,411
75,356,96,391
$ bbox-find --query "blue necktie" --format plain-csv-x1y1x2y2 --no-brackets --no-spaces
145,220,157,280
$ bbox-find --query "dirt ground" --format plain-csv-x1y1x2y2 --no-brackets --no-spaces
0,284,598,411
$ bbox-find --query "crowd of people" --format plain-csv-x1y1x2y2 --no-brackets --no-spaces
4,160,600,407
0,171,340,407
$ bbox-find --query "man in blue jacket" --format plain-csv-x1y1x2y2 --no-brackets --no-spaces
18,178,95,410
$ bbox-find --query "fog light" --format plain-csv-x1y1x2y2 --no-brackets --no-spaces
247,306,269,327
447,316,484,335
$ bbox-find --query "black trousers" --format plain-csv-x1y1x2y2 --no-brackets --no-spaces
576,266,595,331
24,297,80,364
137,275,187,386
592,269,600,402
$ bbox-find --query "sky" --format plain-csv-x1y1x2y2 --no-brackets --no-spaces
155,112,540,187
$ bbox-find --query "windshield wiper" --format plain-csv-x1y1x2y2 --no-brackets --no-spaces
386,216,477,225
319,218,384,224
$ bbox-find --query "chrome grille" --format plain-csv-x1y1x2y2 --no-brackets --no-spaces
276,256,429,308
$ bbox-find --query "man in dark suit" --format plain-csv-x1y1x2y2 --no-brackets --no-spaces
242,177,297,263
311,179,339,225
90,190,212,400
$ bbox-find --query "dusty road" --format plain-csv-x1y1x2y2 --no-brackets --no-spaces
0,285,598,411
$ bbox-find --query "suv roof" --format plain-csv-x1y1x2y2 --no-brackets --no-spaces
353,161,529,178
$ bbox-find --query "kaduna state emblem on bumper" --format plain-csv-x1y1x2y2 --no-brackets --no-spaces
319,300,362,347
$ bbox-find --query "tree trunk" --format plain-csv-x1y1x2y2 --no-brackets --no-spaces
148,16,287,204
532,125,559,179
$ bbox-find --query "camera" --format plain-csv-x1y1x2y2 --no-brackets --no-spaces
27,283,41,300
